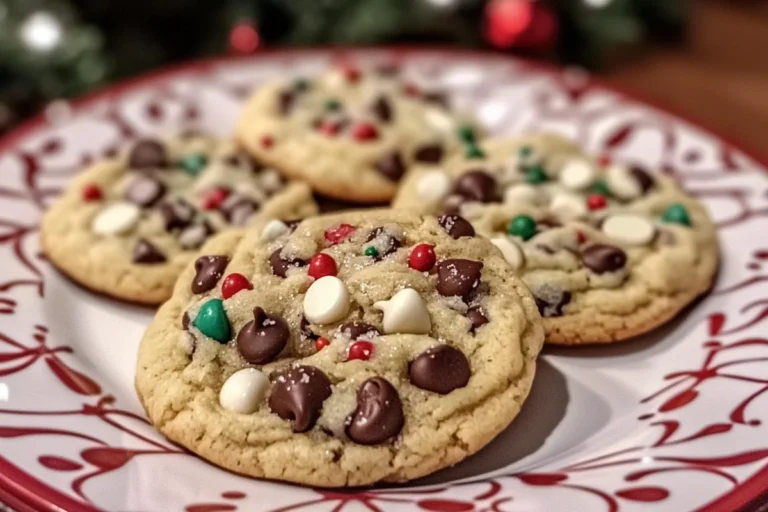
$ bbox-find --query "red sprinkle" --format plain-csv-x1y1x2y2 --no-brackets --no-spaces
403,83,420,97
408,243,436,272
325,224,356,245
260,135,274,148
308,253,338,279
203,187,230,210
351,122,378,142
347,340,374,361
576,230,587,244
82,183,103,201
221,273,253,299
315,337,330,351
586,194,607,210
318,121,340,137
343,65,361,83
597,154,612,167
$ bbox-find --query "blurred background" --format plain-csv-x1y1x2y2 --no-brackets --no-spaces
0,0,764,158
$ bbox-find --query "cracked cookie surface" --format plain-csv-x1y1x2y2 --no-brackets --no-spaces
41,134,317,305
135,209,543,486
393,134,719,344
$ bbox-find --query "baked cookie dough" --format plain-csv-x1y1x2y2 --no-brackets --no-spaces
393,134,719,344
41,134,317,305
135,210,543,486
235,64,481,204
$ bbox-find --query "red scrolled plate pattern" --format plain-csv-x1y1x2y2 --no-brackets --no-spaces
1,48,767,512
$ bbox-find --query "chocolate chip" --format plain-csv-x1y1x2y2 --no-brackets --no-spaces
128,139,167,170
346,377,404,445
278,90,295,115
236,307,290,364
132,239,166,264
124,176,166,207
374,152,405,181
365,227,401,259
283,219,302,233
630,166,655,194
436,259,483,300
270,248,307,278
409,345,470,394
454,170,498,203
182,311,190,330
414,144,443,163
191,255,229,294
221,195,259,226
422,91,449,109
533,287,571,317
300,316,319,340
339,322,380,341
179,221,213,250
269,366,332,432
438,214,475,239
466,306,488,333
582,244,627,274
159,199,195,231
370,95,392,123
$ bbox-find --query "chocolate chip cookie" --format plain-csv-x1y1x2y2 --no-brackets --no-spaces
135,210,543,486
393,134,719,344
41,134,317,305
235,64,481,203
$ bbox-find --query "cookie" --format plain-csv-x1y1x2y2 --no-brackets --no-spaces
235,64,481,203
135,210,543,486
41,134,318,305
393,134,719,345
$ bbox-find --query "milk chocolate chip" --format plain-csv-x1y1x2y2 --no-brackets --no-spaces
582,244,627,274
124,175,166,207
128,139,167,170
339,322,380,341
270,248,307,278
370,95,392,123
438,214,475,239
269,366,332,432
466,305,488,333
236,307,290,364
346,377,404,445
132,239,166,264
409,345,471,394
454,170,498,203
159,198,195,231
374,152,405,181
630,166,655,194
414,144,443,163
365,227,401,259
533,286,571,317
436,259,483,300
192,255,229,293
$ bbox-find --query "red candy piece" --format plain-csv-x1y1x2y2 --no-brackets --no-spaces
409,243,436,272
343,65,361,83
351,122,378,142
597,154,612,167
318,121,340,137
308,253,338,279
260,135,274,148
325,224,356,245
82,183,103,201
221,273,253,299
403,83,420,97
586,194,607,210
203,187,230,210
347,340,374,361
315,337,330,351
576,230,587,244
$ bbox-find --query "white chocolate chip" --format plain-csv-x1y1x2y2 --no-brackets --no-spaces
373,288,431,334
491,236,524,270
416,170,451,202
303,276,350,324
261,219,290,241
504,184,541,205
606,164,642,200
550,193,587,220
92,202,141,235
560,158,596,190
425,108,455,135
602,214,656,245
219,368,270,414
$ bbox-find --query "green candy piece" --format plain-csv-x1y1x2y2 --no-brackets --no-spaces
181,153,208,176
364,246,379,258
525,166,548,184
507,215,537,241
457,124,476,144
661,203,691,226
193,299,230,343
324,98,341,111
465,144,485,159
592,180,610,196
293,77,310,92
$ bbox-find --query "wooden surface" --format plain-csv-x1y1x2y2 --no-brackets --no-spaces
602,0,768,161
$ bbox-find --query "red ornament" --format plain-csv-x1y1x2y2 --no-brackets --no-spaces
260,135,274,148
308,253,338,279
221,273,253,299
347,340,374,361
409,244,436,272
351,122,378,142
229,21,260,55
325,224,356,245
315,337,330,351
598,154,612,167
82,183,103,201
318,121,340,137
403,83,420,97
586,194,607,210
203,187,230,210
484,0,558,50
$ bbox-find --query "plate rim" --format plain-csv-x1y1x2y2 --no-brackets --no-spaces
0,46,766,512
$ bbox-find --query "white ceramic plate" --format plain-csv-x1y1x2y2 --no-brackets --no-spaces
1,49,767,512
